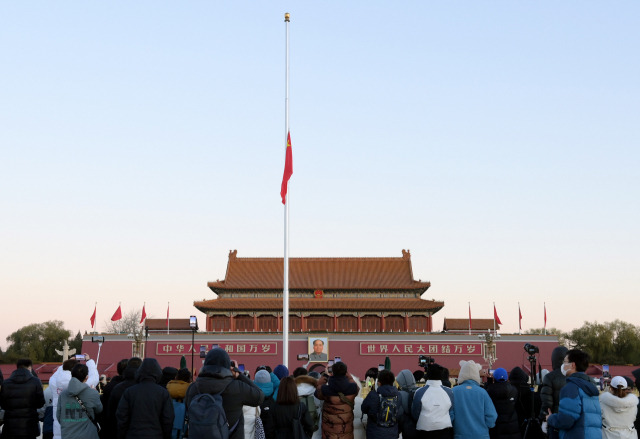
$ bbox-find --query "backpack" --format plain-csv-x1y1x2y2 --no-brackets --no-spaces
376,393,399,427
187,381,239,439
299,394,319,431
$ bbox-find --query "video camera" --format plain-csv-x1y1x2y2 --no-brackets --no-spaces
523,343,539,355
418,355,435,371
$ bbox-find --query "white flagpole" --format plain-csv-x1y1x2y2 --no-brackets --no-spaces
282,12,291,368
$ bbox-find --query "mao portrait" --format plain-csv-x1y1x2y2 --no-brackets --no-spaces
308,337,328,362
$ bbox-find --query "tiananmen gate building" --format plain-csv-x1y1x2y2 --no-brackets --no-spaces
82,250,560,379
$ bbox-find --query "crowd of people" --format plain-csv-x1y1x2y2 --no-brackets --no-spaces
0,347,639,439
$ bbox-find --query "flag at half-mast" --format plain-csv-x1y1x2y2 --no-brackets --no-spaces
280,132,293,204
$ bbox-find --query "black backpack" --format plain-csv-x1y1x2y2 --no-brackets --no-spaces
187,381,238,439
376,393,399,427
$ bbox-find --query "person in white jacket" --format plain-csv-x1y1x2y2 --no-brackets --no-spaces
600,376,639,439
49,353,99,439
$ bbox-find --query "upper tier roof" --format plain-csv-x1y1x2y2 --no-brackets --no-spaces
443,318,500,331
194,297,444,313
208,249,431,292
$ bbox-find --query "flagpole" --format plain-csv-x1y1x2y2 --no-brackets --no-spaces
468,302,471,335
167,302,170,335
544,302,546,336
282,12,291,369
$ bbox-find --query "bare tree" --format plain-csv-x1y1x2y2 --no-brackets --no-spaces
104,310,143,336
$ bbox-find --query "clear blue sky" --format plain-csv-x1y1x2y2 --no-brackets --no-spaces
1,1,638,348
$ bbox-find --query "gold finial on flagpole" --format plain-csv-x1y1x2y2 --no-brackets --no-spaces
285,12,290,22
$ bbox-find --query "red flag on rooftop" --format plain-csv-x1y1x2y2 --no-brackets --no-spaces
90,305,96,328
111,305,122,322
166,302,170,334
493,304,502,325
518,303,522,331
140,304,147,324
280,132,293,204
544,303,547,328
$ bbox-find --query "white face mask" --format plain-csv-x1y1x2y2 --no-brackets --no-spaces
561,363,571,376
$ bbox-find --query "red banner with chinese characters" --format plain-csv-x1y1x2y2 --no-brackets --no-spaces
156,342,278,356
359,342,484,356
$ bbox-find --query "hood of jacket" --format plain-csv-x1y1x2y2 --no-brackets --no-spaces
396,369,416,391
66,377,90,397
375,384,399,397
509,366,529,384
321,375,359,397
567,372,599,397
550,346,569,370
201,347,231,376
600,391,639,411
135,358,163,383
256,380,274,397
295,375,317,387
9,367,35,384
296,375,317,396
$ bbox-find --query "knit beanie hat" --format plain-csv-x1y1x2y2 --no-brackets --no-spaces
255,370,271,383
458,360,482,385
273,364,289,380
254,370,274,397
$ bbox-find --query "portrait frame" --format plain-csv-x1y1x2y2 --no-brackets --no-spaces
308,336,329,362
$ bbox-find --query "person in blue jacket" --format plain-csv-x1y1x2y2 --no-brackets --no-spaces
452,360,497,439
546,349,601,439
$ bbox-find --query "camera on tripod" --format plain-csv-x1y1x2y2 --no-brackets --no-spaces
418,355,435,371
523,343,539,355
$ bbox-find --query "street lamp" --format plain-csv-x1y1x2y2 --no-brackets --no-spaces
144,326,150,359
478,329,501,372
190,316,198,375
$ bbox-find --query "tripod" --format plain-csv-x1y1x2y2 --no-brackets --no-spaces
522,354,544,439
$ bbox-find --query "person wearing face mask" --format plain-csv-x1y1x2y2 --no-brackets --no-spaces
546,349,602,439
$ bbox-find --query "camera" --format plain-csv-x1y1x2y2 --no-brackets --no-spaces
524,343,539,355
418,355,435,370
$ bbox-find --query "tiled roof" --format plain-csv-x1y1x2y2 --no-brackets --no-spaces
145,318,192,331
443,318,500,331
194,298,444,313
208,250,431,292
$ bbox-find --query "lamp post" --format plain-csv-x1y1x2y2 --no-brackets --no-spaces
189,316,198,376
478,329,500,372
127,333,142,358
144,326,150,359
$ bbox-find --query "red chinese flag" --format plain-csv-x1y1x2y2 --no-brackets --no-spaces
544,304,547,328
493,304,502,325
111,305,122,322
280,132,293,204
166,303,170,328
90,306,96,328
140,305,147,324
518,305,522,330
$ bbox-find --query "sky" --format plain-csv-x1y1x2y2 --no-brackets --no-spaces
1,2,639,350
